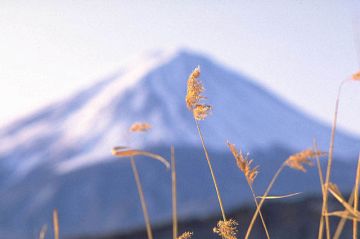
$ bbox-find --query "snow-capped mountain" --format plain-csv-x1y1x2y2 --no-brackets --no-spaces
0,49,359,238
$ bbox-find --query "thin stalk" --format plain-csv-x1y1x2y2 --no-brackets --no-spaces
248,183,271,239
322,79,347,239
53,209,59,239
130,157,153,239
353,154,360,239
314,140,328,239
195,119,226,221
39,225,47,239
244,163,286,239
333,190,355,239
171,146,178,239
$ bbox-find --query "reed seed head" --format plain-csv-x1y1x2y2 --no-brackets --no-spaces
177,231,193,239
193,104,212,120
227,142,259,185
129,122,151,132
285,149,325,172
186,66,203,109
352,71,360,81
213,219,238,239
185,66,212,120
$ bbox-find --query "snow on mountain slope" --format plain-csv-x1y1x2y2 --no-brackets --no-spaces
0,48,359,238
1,49,359,176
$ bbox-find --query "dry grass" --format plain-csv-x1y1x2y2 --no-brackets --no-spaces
177,231,193,239
171,146,178,239
186,66,227,222
53,209,59,239
227,142,269,239
38,66,359,239
130,122,152,132
111,123,170,239
213,219,238,239
353,155,360,238
38,225,47,239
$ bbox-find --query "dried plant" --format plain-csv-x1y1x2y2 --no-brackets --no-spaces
227,142,270,238
177,231,193,239
186,66,204,110
228,142,259,185
333,190,355,239
245,148,320,239
186,66,226,221
130,122,152,132
53,209,59,239
320,76,359,239
38,225,47,239
352,71,360,80
353,155,360,239
213,219,238,239
186,66,212,120
285,149,325,172
112,146,170,168
112,123,170,239
327,182,360,220
193,104,212,120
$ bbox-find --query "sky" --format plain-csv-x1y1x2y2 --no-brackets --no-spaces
1,0,360,137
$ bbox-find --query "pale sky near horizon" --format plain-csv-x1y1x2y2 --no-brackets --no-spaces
1,1,360,137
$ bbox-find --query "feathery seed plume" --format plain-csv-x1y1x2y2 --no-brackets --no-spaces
130,122,151,132
285,149,325,172
185,66,212,120
177,231,193,239
352,71,360,81
213,219,238,239
185,66,203,110
228,142,259,185
193,104,212,120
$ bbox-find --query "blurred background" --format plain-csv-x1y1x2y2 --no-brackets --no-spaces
0,1,360,238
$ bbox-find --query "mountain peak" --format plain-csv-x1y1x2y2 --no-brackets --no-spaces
1,49,359,176
1,49,360,238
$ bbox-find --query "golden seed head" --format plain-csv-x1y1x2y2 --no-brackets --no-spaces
213,219,238,239
285,149,325,172
129,122,151,132
228,142,259,185
352,71,360,81
186,66,204,110
193,104,212,120
177,231,193,239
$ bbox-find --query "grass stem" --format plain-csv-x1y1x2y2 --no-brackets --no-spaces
171,146,178,239
130,157,153,239
53,209,59,239
322,79,347,239
244,163,285,239
195,119,226,221
353,154,360,239
333,190,355,239
248,184,270,239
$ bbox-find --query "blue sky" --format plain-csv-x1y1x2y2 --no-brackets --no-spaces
1,0,360,136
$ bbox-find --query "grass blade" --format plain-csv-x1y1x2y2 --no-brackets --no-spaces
112,147,170,168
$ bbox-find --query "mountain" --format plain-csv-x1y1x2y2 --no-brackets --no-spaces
0,49,359,239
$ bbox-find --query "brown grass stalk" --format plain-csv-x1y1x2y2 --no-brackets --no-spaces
195,119,227,221
313,140,330,239
333,190,355,239
53,209,59,239
248,184,271,239
322,79,348,239
130,157,153,239
353,154,360,239
244,163,286,239
227,142,269,238
38,225,47,239
171,146,178,239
